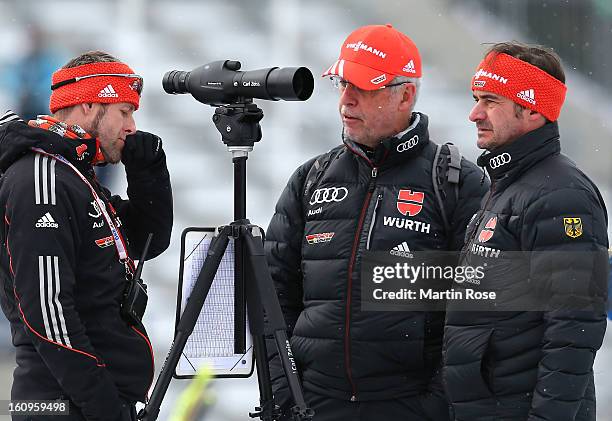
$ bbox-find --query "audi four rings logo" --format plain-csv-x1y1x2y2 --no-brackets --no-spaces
489,153,511,169
396,135,419,152
309,187,349,205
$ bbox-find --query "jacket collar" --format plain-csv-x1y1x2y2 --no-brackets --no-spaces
0,114,99,175
477,121,561,185
343,112,431,167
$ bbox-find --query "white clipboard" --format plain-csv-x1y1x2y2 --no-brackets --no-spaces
174,227,254,378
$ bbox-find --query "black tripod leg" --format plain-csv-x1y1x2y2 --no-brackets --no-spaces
243,227,314,421
138,226,232,421
239,230,277,420
246,296,277,421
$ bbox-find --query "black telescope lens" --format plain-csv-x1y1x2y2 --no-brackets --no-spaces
292,67,314,101
162,70,190,94
267,67,314,101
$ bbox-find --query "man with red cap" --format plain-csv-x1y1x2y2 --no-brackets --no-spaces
265,25,487,420
0,51,173,420
444,42,608,420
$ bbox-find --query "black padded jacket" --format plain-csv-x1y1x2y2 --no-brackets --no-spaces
443,122,609,421
265,113,489,405
0,117,173,421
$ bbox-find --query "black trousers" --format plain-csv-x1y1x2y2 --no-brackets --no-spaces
304,390,450,421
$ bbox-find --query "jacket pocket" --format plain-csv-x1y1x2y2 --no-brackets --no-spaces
443,326,495,402
480,331,495,395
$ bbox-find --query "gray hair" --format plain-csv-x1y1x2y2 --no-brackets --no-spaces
388,75,421,110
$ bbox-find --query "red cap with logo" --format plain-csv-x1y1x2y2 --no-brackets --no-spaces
322,24,421,90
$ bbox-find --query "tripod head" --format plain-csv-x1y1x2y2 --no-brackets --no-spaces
210,99,265,220
212,100,264,158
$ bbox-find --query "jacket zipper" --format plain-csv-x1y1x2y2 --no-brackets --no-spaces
345,166,378,401
366,192,383,250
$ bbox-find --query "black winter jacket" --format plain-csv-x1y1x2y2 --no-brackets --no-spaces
443,122,609,421
0,117,173,420
265,113,489,404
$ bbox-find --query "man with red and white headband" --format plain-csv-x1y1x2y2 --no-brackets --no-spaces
265,25,488,420
0,51,173,420
444,42,608,420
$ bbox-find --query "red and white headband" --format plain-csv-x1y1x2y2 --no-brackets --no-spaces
471,52,567,121
50,61,142,113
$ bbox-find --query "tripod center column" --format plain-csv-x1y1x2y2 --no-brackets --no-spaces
231,151,249,221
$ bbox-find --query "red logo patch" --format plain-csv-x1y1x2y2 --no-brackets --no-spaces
306,232,335,244
76,144,88,158
397,190,424,217
95,236,115,248
478,217,497,243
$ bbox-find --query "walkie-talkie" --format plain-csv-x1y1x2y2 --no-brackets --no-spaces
121,233,153,325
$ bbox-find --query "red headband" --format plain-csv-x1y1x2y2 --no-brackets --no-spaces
50,62,142,113
471,52,567,121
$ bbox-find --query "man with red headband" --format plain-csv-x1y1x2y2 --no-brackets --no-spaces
0,51,173,420
265,25,488,420
444,42,608,420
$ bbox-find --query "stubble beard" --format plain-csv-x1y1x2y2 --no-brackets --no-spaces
87,106,120,164
342,127,379,149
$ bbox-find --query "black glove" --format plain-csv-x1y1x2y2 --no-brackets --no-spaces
121,130,164,172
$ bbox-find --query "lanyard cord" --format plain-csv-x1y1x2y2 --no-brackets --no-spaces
31,148,135,277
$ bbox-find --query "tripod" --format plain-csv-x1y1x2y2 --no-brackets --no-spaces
138,101,313,421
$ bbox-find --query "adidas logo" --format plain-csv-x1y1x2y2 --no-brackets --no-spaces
390,241,413,258
402,59,416,74
36,212,59,228
98,84,119,98
516,88,536,105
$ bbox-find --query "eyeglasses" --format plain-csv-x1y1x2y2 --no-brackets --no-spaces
330,76,411,92
51,73,144,95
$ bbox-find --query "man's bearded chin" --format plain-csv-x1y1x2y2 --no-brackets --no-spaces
342,128,358,145
341,128,380,149
99,146,112,164
341,129,351,144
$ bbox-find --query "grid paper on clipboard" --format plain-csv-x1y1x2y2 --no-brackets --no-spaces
176,229,253,378
182,236,238,357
